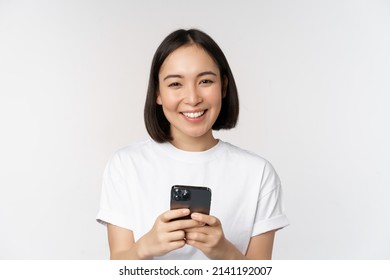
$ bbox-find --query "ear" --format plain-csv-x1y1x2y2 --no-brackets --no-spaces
222,76,228,98
156,90,162,105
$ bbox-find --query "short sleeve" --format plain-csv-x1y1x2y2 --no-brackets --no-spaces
96,153,133,230
251,161,289,236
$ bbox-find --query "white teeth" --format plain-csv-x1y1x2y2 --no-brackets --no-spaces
182,111,205,119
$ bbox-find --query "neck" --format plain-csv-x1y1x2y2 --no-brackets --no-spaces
170,132,218,152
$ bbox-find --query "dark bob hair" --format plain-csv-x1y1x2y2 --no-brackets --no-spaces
144,29,239,143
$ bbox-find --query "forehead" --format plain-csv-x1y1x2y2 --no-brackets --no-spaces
159,44,219,76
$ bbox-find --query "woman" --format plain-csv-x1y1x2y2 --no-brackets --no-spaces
97,29,288,260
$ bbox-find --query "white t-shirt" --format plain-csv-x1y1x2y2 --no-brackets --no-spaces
96,139,289,259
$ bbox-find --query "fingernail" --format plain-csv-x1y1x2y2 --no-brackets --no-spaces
191,213,199,219
199,222,206,226
183,209,190,214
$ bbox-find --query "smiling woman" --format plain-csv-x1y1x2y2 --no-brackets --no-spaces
157,44,224,151
96,29,289,260
144,29,239,145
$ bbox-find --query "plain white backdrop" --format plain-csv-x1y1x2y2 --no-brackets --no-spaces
1,0,389,259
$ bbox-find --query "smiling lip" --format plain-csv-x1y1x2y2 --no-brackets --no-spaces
182,110,205,118
181,109,207,122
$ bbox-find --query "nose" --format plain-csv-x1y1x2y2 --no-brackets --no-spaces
184,85,202,106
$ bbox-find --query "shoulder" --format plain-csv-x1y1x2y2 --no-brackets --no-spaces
219,140,279,180
219,140,269,166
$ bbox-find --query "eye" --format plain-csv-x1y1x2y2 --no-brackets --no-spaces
199,79,213,85
168,82,181,88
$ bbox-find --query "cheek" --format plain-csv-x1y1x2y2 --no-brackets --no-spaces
159,93,179,111
206,89,223,108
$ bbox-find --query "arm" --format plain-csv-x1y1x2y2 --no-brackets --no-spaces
107,224,142,259
245,230,275,259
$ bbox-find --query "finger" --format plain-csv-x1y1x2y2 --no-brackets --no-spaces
186,231,208,243
160,209,190,223
168,219,202,232
167,230,186,241
185,226,210,234
186,238,207,251
191,213,220,227
167,240,186,251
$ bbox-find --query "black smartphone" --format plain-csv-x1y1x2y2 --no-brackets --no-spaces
170,185,212,220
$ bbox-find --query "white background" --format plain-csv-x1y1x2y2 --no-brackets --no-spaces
0,0,389,259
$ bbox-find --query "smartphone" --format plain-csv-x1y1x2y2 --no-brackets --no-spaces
170,185,212,220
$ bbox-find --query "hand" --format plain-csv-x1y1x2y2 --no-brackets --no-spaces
136,209,201,259
185,213,242,259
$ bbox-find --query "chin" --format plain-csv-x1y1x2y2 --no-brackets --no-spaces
181,129,209,139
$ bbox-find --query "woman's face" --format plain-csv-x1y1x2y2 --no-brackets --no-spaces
157,44,226,148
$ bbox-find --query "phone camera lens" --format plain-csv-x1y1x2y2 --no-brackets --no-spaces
172,187,191,201
182,190,190,200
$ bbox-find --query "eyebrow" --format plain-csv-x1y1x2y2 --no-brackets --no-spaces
163,71,217,81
